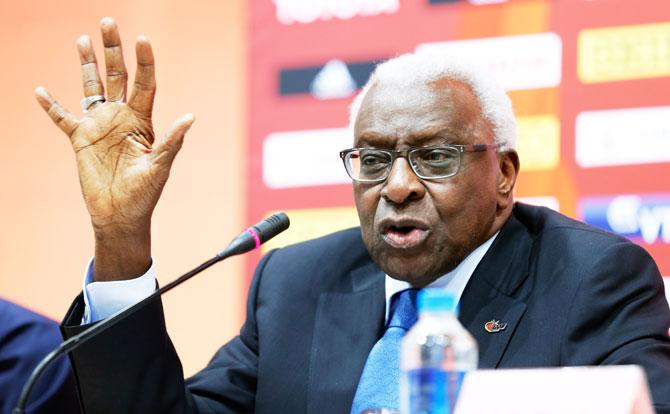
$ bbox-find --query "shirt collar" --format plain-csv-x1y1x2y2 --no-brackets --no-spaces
384,231,499,323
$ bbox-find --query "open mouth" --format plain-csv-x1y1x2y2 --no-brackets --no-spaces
380,220,430,249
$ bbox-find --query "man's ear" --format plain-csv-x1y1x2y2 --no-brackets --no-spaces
497,150,520,211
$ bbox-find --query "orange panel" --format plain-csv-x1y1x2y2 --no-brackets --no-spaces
0,0,248,376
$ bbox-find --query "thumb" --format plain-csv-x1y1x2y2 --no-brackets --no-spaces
153,113,195,166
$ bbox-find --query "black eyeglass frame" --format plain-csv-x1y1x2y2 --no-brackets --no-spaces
339,143,501,183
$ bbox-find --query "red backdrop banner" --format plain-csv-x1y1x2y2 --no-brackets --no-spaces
248,0,670,280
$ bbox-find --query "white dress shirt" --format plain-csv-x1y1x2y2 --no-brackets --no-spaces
384,232,498,323
82,258,156,323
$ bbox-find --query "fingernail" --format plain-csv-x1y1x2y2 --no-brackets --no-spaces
77,35,90,47
35,86,47,97
100,16,115,26
137,35,148,42
182,113,195,123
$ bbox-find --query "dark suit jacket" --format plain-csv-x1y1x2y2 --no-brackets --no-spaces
62,203,670,413
0,299,79,413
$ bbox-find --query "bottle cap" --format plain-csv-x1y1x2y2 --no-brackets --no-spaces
418,288,457,314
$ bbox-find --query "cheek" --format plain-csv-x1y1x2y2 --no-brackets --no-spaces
353,184,379,230
427,179,494,236
425,180,463,214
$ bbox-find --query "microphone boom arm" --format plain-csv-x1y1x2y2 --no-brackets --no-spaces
13,212,289,414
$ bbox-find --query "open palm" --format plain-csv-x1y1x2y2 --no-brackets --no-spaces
35,18,194,280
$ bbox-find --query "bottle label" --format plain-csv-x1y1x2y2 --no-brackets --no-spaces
406,368,465,414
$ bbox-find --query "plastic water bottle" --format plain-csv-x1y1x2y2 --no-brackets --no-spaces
399,289,478,414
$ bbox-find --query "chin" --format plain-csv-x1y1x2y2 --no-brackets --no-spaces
363,236,454,287
379,256,442,287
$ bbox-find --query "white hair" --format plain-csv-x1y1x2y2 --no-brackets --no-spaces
349,52,517,150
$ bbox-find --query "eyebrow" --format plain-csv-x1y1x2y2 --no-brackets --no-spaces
355,133,395,148
355,127,466,148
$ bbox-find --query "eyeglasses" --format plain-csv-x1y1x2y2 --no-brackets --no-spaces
339,143,500,183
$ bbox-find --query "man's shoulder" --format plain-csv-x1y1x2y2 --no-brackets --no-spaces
515,202,628,243
281,227,364,252
0,298,62,354
0,298,57,332
258,227,371,277
254,227,376,296
513,202,651,261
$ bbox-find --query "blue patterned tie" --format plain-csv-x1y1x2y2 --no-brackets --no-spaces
350,289,419,414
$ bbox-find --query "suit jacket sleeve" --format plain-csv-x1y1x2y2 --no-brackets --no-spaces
561,240,670,413
61,250,276,414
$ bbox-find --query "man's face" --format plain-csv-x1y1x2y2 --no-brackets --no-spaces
353,77,513,286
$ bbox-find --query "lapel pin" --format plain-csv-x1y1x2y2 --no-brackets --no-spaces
484,319,507,333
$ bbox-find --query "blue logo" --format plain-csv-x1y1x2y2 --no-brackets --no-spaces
580,195,670,245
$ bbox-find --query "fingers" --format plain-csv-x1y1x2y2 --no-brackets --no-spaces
153,114,195,166
77,35,104,99
128,36,156,118
100,17,128,102
35,87,79,137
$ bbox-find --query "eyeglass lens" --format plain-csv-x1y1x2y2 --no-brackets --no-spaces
346,147,461,181
411,147,460,178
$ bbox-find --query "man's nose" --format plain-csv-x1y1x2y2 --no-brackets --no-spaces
380,158,425,205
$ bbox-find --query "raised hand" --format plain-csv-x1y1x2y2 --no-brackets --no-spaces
35,17,194,281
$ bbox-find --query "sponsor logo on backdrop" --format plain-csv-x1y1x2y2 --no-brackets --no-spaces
578,22,670,83
262,206,359,252
416,32,562,91
576,106,670,168
580,195,670,245
310,60,357,99
280,59,380,98
516,115,560,171
273,0,399,25
263,127,351,189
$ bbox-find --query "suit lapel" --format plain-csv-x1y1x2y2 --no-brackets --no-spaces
458,210,533,368
307,260,385,414
459,283,527,368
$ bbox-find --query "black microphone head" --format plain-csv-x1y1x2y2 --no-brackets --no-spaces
218,212,291,258
252,212,290,243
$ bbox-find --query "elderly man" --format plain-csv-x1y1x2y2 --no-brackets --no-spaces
37,19,670,413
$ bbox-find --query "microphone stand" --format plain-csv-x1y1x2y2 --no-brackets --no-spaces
13,212,289,414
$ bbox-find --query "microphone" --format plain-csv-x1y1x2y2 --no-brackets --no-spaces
13,212,289,414
221,211,290,257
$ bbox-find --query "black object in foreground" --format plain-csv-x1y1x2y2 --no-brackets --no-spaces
13,212,290,414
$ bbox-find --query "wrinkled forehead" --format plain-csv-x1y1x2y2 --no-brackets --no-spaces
353,77,485,145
